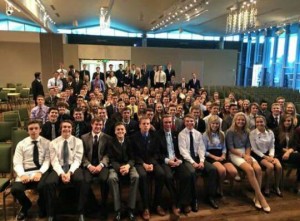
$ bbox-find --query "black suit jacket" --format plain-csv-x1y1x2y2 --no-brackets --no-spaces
31,79,44,100
188,79,201,90
45,96,58,107
73,80,83,95
92,72,105,81
106,105,117,118
154,129,182,164
124,120,139,137
176,82,188,90
72,121,91,138
41,121,60,140
102,119,115,137
79,70,90,80
115,70,125,87
108,137,135,172
130,131,158,165
195,117,206,133
258,109,271,120
164,68,176,82
267,115,280,130
81,132,112,167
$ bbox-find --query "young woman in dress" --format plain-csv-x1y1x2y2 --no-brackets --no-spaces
203,115,237,196
250,115,282,197
226,112,270,212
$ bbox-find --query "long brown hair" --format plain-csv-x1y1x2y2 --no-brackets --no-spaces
278,114,295,144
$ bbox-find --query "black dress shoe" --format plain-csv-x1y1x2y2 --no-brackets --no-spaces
114,211,121,221
16,211,27,221
191,200,199,212
128,210,136,221
208,197,219,209
79,214,85,221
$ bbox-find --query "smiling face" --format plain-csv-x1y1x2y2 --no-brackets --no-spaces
235,115,246,129
91,120,103,134
255,116,266,131
210,120,220,132
61,121,72,139
115,124,126,139
184,116,195,130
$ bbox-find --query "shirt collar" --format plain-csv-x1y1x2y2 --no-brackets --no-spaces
92,131,101,138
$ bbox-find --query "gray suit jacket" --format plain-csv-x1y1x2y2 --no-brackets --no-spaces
81,132,112,168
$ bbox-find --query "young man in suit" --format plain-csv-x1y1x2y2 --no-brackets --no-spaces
121,107,139,137
41,107,60,141
164,62,176,85
45,88,58,108
154,114,192,216
267,102,281,130
188,73,201,91
130,116,166,220
45,120,86,221
81,118,112,217
72,108,90,138
12,120,50,220
190,105,206,134
178,114,218,211
108,122,139,221
31,72,45,105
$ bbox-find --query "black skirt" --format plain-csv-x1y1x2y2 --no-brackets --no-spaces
206,149,229,164
251,151,269,163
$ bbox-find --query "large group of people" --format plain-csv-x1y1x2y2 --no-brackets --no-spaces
13,63,300,221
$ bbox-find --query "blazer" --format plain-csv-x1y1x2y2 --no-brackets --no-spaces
72,121,91,138
41,121,61,141
124,120,139,137
102,119,115,137
154,129,182,164
81,132,112,168
130,131,158,165
45,96,58,107
194,117,206,134
31,79,44,100
267,115,280,130
108,137,135,172
164,68,176,82
273,128,300,157
188,79,201,90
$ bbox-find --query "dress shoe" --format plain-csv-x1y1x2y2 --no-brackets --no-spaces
263,206,271,213
191,200,199,212
208,197,219,209
142,209,150,220
156,206,166,216
183,206,191,214
172,206,180,217
79,214,85,221
128,210,136,221
16,211,27,221
253,198,262,209
273,187,283,197
114,211,121,221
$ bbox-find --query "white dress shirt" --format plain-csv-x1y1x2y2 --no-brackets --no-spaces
154,71,166,84
13,136,50,181
47,77,63,91
106,76,118,88
178,127,205,164
249,128,275,157
50,135,83,176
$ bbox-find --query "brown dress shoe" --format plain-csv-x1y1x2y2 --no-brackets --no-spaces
156,206,166,216
183,206,191,214
142,209,150,220
172,206,180,216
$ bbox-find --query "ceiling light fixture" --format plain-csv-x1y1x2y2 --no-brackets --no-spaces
226,0,257,34
150,0,209,31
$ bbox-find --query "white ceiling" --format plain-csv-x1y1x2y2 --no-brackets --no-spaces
1,0,300,35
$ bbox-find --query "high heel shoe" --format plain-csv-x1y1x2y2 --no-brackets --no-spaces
262,206,271,213
253,198,262,209
273,187,283,197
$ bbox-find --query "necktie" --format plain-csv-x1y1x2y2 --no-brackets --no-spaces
158,71,161,83
75,123,80,137
195,120,198,129
172,118,176,131
51,123,56,140
275,116,279,125
190,131,196,159
54,79,57,86
92,135,99,166
62,140,69,173
114,105,117,113
37,107,43,119
32,141,40,168
131,105,135,118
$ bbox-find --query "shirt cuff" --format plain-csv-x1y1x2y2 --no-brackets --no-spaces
164,158,170,165
100,163,105,168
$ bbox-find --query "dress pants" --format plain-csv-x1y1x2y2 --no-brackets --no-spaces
44,168,86,216
135,164,165,209
108,167,139,211
11,171,50,213
83,167,109,204
161,163,192,207
184,160,217,201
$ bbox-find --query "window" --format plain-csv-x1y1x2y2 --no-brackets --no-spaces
24,25,40,32
86,26,100,35
192,34,203,40
0,21,8,31
155,33,168,39
8,21,24,31
58,29,72,34
115,29,128,37
100,28,115,36
72,28,86,35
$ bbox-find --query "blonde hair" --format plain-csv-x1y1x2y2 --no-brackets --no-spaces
206,115,224,143
229,112,250,134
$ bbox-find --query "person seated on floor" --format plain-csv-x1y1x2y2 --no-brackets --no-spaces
12,120,51,220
